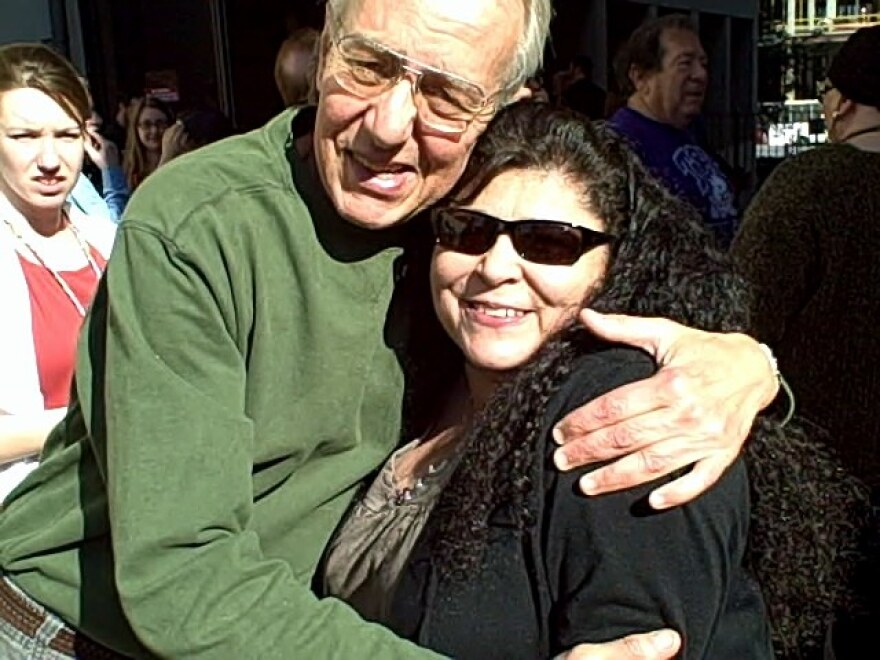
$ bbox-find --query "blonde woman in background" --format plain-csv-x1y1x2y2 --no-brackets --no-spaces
122,96,173,190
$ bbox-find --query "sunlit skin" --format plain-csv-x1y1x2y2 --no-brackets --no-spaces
312,0,525,229
0,87,84,227
630,28,708,130
820,80,849,142
431,169,611,406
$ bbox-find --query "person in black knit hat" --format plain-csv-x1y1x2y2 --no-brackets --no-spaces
733,25,880,657
827,24,880,105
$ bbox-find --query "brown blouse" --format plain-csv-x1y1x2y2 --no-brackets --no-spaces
322,439,461,622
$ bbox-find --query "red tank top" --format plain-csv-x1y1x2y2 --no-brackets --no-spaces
17,248,106,409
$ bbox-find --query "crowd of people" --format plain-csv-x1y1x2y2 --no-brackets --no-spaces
0,0,876,658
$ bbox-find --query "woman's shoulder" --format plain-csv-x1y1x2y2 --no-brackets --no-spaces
546,344,656,425
767,143,868,186
538,341,747,522
536,346,754,657
68,204,117,258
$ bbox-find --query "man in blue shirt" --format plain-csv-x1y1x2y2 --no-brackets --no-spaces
608,15,738,248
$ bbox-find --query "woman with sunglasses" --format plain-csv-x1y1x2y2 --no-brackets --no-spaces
320,101,868,659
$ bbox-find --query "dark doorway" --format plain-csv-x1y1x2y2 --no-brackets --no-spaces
77,0,220,120
223,0,324,131
77,0,326,132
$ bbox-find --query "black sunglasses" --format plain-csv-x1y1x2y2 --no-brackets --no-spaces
430,207,615,266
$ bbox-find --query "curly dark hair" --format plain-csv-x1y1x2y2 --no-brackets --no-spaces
400,101,871,658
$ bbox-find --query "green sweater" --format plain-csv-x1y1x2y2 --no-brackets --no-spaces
0,109,439,659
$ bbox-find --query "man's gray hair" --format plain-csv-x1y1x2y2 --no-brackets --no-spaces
325,0,552,100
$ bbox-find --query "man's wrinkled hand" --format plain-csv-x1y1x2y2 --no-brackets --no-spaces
553,309,778,509
561,629,681,660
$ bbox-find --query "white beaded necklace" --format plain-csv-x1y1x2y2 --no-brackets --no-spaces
3,214,103,317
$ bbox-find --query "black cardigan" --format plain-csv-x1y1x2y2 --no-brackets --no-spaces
386,347,772,659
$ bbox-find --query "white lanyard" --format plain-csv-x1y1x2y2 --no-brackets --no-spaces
3,215,103,317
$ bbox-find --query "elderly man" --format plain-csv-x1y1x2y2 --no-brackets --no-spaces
0,0,776,658
609,15,738,248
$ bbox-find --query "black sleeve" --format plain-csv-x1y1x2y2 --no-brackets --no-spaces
541,347,752,659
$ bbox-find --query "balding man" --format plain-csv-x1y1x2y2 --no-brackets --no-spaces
275,27,319,106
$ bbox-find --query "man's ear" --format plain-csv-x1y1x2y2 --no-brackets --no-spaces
628,64,647,94
837,96,856,119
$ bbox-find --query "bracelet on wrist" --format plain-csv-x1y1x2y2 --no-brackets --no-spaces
757,342,779,377
758,343,795,426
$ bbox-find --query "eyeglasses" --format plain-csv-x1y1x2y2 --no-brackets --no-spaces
138,119,168,131
328,34,497,134
816,79,834,103
430,207,616,266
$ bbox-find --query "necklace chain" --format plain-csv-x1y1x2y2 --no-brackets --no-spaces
3,214,103,317
391,396,472,505
390,431,467,506
842,123,880,143
392,458,450,505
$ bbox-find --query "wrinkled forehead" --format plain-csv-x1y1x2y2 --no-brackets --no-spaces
660,28,706,64
0,87,83,127
330,0,522,90
462,169,604,229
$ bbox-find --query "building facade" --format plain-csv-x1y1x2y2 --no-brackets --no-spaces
72,0,323,133
0,0,86,72
758,0,877,159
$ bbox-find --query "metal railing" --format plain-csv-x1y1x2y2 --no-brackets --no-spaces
789,11,880,37
699,104,829,193
754,101,827,158
701,112,759,173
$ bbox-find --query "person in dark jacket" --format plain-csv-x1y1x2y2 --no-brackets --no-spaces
734,25,880,658
323,102,868,659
